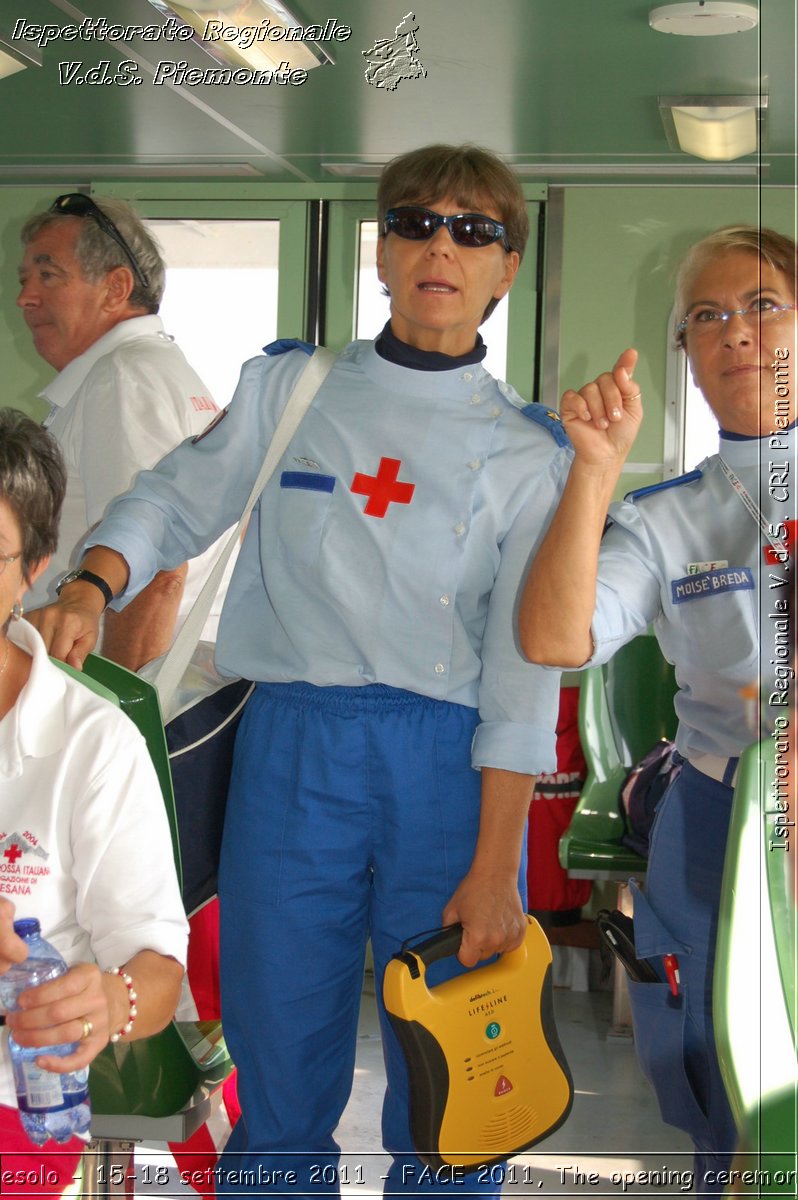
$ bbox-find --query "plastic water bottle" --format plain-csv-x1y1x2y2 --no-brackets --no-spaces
0,919,91,1145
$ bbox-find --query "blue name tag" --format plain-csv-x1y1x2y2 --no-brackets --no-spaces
280,471,336,493
671,566,754,604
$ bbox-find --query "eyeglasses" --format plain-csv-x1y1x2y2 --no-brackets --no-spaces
0,552,21,578
383,206,511,250
49,194,150,291
677,299,797,340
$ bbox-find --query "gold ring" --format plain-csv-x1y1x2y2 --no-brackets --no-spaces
628,392,642,401
81,1018,93,1041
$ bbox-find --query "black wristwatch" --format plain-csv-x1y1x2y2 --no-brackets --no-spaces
55,567,115,610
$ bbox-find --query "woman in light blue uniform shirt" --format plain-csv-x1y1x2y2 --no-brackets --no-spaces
520,226,797,1193
32,146,572,1197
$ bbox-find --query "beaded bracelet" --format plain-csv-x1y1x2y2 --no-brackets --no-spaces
106,967,138,1042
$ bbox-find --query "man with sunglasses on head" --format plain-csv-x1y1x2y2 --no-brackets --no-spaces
17,193,224,671
34,145,572,1198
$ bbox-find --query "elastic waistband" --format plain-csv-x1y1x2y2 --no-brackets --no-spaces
686,752,740,788
254,680,462,715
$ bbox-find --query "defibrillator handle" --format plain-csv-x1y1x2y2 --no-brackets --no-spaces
405,924,463,967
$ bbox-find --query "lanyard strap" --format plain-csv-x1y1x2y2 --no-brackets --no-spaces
717,456,791,562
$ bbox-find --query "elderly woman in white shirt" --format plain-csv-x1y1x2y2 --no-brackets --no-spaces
0,409,187,1191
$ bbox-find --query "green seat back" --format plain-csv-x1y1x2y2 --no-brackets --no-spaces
603,637,679,766
714,738,797,1184
89,1024,199,1115
53,654,233,1120
53,658,120,709
559,635,678,875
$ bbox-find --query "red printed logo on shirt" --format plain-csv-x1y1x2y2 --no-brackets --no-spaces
190,395,219,414
350,457,415,518
0,831,50,897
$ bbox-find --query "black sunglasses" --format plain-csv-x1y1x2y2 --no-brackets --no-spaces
49,193,150,291
384,206,511,250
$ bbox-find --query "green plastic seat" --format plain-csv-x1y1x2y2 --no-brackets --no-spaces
52,653,234,1186
714,737,797,1190
559,634,678,879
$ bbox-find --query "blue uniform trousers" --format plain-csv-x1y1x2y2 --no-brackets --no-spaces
217,682,525,1197
628,761,738,1195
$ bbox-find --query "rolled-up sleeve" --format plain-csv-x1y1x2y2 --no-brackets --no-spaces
585,501,663,668
473,446,571,775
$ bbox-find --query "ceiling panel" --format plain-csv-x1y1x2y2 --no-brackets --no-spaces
0,0,793,185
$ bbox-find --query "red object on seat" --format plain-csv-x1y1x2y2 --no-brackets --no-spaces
527,687,592,914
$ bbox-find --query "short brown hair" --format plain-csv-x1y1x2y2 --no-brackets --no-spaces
378,144,529,259
0,409,66,579
675,225,797,345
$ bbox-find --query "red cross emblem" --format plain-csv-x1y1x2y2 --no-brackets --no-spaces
764,519,797,565
350,457,415,518
4,843,22,864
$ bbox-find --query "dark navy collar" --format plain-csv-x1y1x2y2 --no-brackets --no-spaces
720,418,797,442
375,322,487,372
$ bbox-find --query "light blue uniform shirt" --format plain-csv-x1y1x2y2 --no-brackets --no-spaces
588,425,796,759
90,340,572,775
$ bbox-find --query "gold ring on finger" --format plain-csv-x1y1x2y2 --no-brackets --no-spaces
81,1018,93,1040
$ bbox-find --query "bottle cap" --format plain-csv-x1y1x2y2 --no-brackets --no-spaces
12,918,40,939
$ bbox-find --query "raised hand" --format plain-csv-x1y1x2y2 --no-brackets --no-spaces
560,348,643,468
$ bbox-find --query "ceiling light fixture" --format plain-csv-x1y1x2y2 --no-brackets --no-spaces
322,161,764,180
0,29,42,80
649,2,759,36
659,95,767,160
147,0,334,73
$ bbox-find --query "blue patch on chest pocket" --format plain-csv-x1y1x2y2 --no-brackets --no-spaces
671,566,754,604
280,471,336,493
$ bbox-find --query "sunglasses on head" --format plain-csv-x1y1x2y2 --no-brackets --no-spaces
49,193,150,291
383,206,511,250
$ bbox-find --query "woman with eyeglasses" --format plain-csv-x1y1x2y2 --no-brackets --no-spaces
31,145,572,1196
0,411,187,1191
519,225,797,1192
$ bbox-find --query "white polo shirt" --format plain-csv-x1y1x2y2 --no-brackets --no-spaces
30,315,231,639
0,619,188,1107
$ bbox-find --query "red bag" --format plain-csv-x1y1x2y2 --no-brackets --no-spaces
527,688,592,914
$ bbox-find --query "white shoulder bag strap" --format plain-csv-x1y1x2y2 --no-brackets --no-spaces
151,345,337,714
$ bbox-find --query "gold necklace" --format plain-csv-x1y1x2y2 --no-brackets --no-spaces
0,639,10,679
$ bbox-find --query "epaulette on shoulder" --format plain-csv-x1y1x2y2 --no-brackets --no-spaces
263,338,315,357
518,403,572,449
625,468,703,503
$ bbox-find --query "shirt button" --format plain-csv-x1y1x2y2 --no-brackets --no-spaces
462,372,473,382
454,522,466,535
439,594,450,606
470,394,481,405
434,663,445,675
491,407,501,418
467,459,481,470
